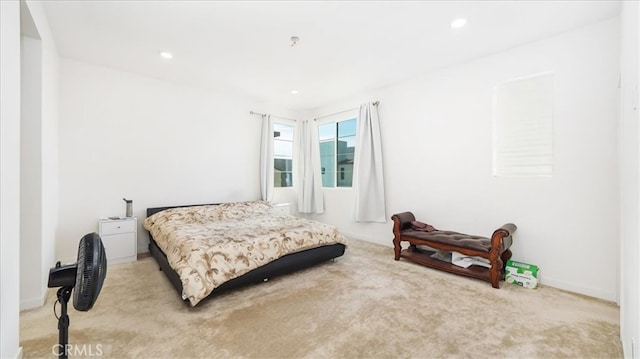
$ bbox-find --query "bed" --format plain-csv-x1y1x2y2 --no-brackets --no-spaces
143,201,347,306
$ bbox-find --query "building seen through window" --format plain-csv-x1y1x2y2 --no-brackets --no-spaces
274,123,293,187
319,118,356,187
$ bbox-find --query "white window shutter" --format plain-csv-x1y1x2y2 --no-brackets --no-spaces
493,72,554,177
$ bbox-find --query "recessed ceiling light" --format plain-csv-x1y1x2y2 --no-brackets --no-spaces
159,51,173,59
451,18,467,29
290,90,299,95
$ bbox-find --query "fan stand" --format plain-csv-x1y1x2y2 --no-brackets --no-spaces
56,286,72,359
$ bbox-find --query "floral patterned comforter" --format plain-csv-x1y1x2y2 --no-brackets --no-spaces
143,201,348,306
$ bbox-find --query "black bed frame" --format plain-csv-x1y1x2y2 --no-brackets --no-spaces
146,204,346,305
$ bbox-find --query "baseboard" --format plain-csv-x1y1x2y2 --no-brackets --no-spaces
20,291,46,311
539,277,617,303
621,336,636,359
340,231,393,248
15,346,23,359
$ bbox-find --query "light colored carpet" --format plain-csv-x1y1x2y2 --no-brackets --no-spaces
20,238,622,358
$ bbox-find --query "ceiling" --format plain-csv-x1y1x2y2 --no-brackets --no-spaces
41,1,621,111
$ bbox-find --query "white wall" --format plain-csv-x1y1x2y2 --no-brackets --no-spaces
19,0,59,311
620,1,640,357
57,58,294,261
20,31,44,311
36,0,60,315
1,0,22,357
309,18,621,302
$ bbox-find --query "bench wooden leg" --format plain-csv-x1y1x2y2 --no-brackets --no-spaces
501,249,512,268
490,267,500,288
393,237,401,260
489,246,504,288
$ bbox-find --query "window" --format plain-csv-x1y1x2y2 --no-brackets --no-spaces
274,123,293,187
493,72,553,177
319,118,356,187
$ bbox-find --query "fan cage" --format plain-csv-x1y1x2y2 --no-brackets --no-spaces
73,233,107,311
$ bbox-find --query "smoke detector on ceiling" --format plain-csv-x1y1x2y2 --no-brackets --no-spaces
290,36,300,47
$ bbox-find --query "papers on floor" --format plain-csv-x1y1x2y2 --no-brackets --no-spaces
425,248,491,269
451,251,491,269
430,250,452,263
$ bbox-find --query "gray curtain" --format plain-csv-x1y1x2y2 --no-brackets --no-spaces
259,114,273,201
294,119,324,213
353,102,386,222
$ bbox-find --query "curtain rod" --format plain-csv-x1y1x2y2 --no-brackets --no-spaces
314,101,379,121
249,111,297,122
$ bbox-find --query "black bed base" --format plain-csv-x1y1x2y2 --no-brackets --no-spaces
149,238,346,304
145,204,346,305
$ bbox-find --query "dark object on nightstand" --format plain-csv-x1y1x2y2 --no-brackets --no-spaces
123,198,133,217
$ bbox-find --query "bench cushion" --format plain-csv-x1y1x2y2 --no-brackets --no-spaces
401,229,513,253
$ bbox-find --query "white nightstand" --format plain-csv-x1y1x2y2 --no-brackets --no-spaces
272,203,291,215
98,217,137,264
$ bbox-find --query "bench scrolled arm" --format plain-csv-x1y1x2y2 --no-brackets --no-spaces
495,223,517,237
391,212,416,231
491,223,517,251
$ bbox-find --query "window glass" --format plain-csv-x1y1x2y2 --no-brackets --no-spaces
320,140,336,187
319,118,356,187
274,123,294,187
274,140,292,158
274,123,294,141
338,119,356,137
318,123,335,141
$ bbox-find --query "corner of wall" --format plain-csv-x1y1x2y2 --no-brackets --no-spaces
19,291,47,311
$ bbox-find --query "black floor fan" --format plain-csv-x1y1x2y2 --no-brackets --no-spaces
48,232,107,359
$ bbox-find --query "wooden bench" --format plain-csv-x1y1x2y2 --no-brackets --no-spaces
391,212,517,288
